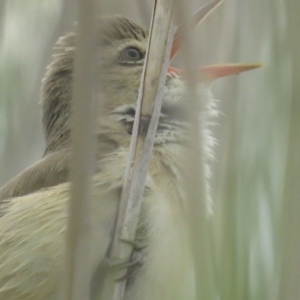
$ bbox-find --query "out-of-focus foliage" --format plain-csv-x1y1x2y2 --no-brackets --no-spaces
0,0,299,299
0,0,63,183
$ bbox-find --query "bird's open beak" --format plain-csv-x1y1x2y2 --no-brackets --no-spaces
170,0,223,60
168,64,263,80
169,0,263,80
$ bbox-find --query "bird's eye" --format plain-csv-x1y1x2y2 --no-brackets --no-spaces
120,47,144,62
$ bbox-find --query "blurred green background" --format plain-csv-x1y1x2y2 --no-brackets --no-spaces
0,0,299,299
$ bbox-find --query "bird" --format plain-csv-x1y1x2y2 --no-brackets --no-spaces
0,14,260,300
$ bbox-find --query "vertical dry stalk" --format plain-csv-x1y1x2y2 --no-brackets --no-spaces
173,0,219,299
64,0,99,299
106,1,175,299
211,3,240,299
277,0,300,298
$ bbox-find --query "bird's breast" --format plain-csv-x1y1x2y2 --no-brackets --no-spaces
125,175,196,300
97,139,196,300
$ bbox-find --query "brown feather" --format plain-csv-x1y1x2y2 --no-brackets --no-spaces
0,15,147,201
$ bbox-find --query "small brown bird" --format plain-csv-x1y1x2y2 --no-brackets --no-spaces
0,15,260,300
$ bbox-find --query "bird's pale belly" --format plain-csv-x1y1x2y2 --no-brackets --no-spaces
125,186,196,300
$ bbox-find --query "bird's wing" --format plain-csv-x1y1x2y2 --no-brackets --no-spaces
0,148,71,201
0,135,119,202
0,176,120,299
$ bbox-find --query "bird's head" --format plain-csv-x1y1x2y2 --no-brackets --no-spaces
42,16,148,154
42,14,261,155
